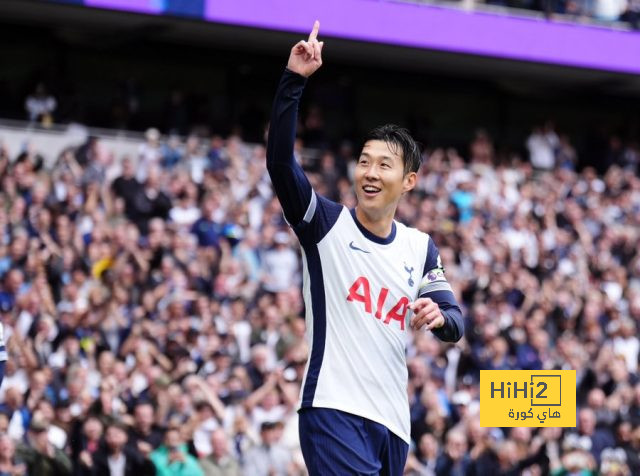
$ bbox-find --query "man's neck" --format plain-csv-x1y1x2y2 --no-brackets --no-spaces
355,206,394,238
109,448,123,458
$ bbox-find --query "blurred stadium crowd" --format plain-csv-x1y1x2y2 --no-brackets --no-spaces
0,115,638,476
427,0,640,28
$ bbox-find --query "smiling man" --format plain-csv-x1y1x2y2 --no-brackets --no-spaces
266,21,464,475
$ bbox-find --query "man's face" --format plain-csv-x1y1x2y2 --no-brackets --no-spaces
354,140,415,221
0,436,14,458
122,160,134,178
211,431,228,458
165,430,182,448
445,432,467,461
83,418,103,441
106,426,127,451
261,427,280,446
135,404,154,431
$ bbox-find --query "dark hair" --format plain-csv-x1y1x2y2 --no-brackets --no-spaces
261,421,283,432
363,124,422,175
106,419,129,433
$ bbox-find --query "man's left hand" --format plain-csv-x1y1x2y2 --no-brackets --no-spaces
409,297,445,331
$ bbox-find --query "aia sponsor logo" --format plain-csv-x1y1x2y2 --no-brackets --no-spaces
346,276,409,330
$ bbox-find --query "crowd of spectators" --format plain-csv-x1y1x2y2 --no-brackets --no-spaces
417,0,640,29
0,119,638,476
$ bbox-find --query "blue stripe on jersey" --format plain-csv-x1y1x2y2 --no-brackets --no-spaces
349,208,396,244
301,243,327,406
294,196,342,405
422,237,441,276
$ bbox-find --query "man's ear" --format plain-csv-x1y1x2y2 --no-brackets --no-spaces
403,172,417,193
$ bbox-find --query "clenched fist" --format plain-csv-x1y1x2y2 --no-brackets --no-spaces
409,297,445,331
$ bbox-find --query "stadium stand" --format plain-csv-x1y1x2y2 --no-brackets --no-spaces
397,0,639,29
0,117,638,475
0,2,638,475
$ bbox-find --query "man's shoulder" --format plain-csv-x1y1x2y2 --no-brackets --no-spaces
198,457,218,474
315,195,346,222
91,448,111,468
271,443,292,457
291,194,345,242
15,443,36,459
244,444,267,458
191,217,208,227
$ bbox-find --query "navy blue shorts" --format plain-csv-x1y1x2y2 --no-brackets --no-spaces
298,408,409,476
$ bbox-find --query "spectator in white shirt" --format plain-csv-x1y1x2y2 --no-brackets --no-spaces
260,232,299,294
526,123,559,171
25,83,56,125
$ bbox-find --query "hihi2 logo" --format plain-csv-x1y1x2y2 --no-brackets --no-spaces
480,370,576,427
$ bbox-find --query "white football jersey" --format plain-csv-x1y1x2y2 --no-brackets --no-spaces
292,191,452,444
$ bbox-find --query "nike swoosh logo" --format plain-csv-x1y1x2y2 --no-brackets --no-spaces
349,241,370,253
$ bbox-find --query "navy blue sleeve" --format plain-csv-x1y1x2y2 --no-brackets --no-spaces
419,238,464,342
428,291,464,342
266,69,314,227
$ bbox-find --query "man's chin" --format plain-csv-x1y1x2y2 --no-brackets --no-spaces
356,191,382,204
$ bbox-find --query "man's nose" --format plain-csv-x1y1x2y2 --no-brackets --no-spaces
364,164,380,180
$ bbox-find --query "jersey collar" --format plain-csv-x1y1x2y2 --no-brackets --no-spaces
350,208,396,245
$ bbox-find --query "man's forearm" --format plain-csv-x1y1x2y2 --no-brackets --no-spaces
432,306,464,342
266,69,314,226
423,290,464,342
266,68,306,170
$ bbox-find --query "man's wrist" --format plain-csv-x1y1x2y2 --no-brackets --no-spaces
284,67,309,80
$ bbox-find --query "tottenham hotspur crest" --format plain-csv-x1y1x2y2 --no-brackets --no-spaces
403,262,414,287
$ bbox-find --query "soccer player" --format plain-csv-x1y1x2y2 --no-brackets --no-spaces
266,21,464,475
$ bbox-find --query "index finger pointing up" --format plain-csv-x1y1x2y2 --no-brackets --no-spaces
308,20,320,42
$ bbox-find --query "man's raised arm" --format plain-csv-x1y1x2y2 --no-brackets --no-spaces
266,21,324,227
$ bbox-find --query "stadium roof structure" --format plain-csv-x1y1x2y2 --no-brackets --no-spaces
2,0,640,96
